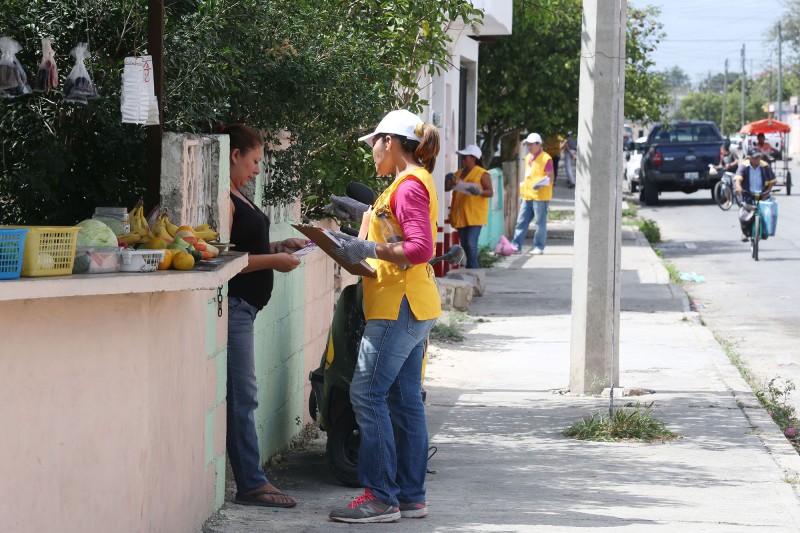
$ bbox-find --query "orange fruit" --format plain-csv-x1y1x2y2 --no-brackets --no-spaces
171,250,195,271
176,225,196,237
158,248,173,270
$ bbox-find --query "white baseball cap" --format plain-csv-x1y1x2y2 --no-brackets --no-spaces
358,109,424,147
456,144,482,159
523,133,543,144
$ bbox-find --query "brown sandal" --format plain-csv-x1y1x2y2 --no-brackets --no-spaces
234,489,297,508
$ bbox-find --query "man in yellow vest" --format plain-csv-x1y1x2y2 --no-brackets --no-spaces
511,133,555,255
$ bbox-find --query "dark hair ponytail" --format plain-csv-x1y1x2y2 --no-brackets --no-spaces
219,124,263,154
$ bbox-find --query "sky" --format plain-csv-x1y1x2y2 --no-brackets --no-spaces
630,0,790,85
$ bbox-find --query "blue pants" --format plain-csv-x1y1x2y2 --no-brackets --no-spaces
350,297,436,506
457,225,482,269
511,199,548,251
227,297,270,492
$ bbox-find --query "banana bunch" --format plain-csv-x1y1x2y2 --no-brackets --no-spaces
118,203,153,246
159,212,220,242
151,211,175,242
192,223,220,242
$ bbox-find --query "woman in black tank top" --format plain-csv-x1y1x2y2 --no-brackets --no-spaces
223,125,308,509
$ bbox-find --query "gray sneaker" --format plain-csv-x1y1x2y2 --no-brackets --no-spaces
399,501,428,518
329,490,400,523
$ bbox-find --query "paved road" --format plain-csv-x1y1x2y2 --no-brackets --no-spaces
634,160,800,412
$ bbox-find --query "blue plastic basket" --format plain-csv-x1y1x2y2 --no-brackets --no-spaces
0,228,27,279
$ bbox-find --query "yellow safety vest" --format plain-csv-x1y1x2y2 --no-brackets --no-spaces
450,165,489,228
520,151,553,201
363,169,442,321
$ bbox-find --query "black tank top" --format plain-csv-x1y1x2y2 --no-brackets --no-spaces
228,192,274,310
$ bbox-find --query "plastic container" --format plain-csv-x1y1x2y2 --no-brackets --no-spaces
93,207,130,235
0,228,27,279
1,226,80,277
73,246,121,274
759,199,778,236
120,249,164,272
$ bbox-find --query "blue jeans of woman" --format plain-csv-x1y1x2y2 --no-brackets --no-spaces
457,225,482,269
511,199,548,251
350,297,436,506
227,297,269,492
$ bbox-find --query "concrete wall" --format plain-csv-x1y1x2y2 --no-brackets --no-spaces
0,290,221,533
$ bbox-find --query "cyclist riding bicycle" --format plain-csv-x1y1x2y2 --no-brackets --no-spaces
717,141,739,173
734,148,776,242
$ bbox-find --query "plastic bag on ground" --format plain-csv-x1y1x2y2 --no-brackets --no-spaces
493,235,516,256
0,37,32,98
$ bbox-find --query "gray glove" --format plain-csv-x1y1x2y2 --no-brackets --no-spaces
332,234,377,264
466,184,481,195
324,195,370,222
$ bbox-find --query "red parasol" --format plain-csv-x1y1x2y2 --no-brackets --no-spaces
740,119,791,135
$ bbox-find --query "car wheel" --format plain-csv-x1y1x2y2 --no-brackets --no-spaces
787,172,792,196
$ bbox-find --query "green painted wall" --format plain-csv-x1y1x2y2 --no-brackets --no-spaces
478,167,506,249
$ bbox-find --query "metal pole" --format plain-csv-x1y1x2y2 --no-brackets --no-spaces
778,23,783,122
741,44,746,126
146,0,164,210
722,59,728,135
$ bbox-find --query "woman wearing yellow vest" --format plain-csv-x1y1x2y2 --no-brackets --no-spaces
329,110,441,524
445,144,494,268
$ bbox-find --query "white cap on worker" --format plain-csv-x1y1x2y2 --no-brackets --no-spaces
358,109,424,147
523,133,543,144
456,144,482,159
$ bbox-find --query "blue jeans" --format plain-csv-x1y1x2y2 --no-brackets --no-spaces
227,297,270,492
563,154,575,185
457,225,482,269
350,297,436,506
511,199,548,250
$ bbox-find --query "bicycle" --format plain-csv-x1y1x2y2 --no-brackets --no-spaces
736,190,776,261
713,170,736,210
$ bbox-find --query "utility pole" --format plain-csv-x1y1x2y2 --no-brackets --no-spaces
741,44,746,126
778,22,783,121
570,0,626,396
722,59,728,135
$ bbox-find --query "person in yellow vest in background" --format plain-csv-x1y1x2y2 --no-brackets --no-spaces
543,133,564,185
329,109,441,524
445,144,494,269
511,132,555,255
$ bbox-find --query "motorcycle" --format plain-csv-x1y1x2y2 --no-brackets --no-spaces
308,185,464,486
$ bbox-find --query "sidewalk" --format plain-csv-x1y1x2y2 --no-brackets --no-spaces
204,190,800,532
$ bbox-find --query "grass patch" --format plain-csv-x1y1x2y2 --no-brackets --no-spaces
622,204,639,218
478,245,503,268
639,218,661,243
563,402,679,442
547,209,574,221
714,333,800,453
429,311,471,343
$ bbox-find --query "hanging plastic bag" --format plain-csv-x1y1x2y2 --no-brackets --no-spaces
33,38,58,92
63,42,99,104
0,37,32,98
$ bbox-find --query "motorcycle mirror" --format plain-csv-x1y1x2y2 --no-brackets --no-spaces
346,182,377,205
442,245,465,266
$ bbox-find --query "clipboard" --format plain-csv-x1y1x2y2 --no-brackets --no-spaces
292,224,377,278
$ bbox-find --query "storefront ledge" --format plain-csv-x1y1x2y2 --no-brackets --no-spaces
0,252,248,302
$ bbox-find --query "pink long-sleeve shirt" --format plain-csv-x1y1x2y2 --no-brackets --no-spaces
390,178,435,264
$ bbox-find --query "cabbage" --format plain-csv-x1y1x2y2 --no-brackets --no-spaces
76,219,118,247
